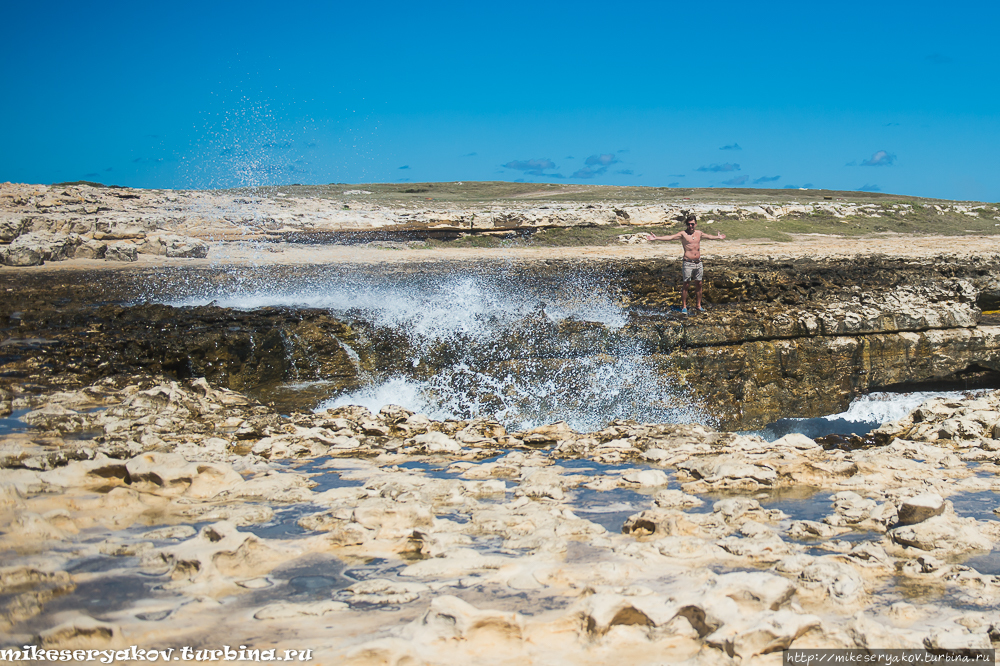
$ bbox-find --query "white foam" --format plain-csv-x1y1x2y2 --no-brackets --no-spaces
159,270,699,430
317,353,710,433
163,273,626,340
321,377,454,421
825,390,991,424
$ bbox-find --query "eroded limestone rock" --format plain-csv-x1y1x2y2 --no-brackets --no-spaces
2,365,1000,663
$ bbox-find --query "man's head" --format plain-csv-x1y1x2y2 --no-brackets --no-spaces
684,214,697,229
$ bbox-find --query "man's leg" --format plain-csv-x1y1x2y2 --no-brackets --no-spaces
695,280,703,309
681,281,689,310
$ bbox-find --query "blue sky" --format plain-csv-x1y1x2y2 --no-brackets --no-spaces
2,0,998,201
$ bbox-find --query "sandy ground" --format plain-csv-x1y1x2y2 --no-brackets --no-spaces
1,234,999,275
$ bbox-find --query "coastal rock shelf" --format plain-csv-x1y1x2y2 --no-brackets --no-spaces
2,255,998,429
2,373,1000,663
2,199,1000,662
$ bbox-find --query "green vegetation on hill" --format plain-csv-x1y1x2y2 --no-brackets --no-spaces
51,180,123,189
257,181,983,206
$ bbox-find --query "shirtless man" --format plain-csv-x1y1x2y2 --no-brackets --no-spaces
646,214,726,314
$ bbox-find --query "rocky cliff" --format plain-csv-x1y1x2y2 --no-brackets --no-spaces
2,255,998,430
625,256,1000,427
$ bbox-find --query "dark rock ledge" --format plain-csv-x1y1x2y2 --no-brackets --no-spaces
1,256,998,430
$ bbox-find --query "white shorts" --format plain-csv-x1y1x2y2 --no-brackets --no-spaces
682,261,703,282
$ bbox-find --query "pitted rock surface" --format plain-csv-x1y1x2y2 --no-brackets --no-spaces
1,373,1000,663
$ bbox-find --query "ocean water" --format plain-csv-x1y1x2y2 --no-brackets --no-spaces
753,390,991,442
160,267,628,330
150,266,994,435
0,409,30,436
159,267,705,431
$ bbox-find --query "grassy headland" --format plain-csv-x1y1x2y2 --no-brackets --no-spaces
260,182,999,248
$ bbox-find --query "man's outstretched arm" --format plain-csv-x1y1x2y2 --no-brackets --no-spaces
701,232,727,240
646,231,684,241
